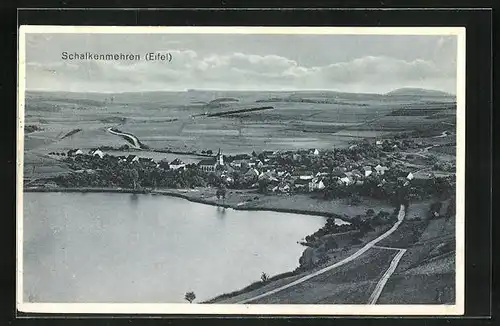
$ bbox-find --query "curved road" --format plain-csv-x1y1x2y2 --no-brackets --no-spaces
237,204,406,304
106,127,142,149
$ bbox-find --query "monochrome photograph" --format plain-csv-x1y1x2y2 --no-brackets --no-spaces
17,26,465,315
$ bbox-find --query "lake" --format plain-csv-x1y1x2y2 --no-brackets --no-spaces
23,192,329,303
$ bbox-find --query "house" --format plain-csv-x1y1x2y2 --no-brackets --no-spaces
262,150,276,157
278,183,291,193
139,157,154,164
313,149,320,156
243,168,260,181
277,171,287,177
158,158,170,169
376,140,384,146
340,175,354,185
92,149,104,159
259,171,279,183
169,158,186,170
221,173,233,183
230,159,247,168
127,154,139,163
232,153,251,160
363,166,373,177
375,164,389,175
67,148,84,156
407,172,414,180
331,169,345,178
351,169,363,179
294,178,310,190
309,178,325,192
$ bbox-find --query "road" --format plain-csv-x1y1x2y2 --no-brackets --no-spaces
106,127,142,149
367,247,407,304
237,204,406,304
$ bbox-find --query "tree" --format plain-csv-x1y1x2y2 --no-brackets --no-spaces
184,291,196,303
126,168,139,189
261,272,269,283
216,186,227,204
257,178,269,194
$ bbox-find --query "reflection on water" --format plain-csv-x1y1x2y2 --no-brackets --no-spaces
130,193,139,204
23,192,327,303
215,206,227,219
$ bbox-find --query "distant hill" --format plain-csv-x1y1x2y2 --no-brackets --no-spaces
386,88,454,97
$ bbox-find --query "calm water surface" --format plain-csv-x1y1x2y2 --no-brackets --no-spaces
23,192,329,303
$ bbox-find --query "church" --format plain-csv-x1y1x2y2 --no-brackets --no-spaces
198,149,224,173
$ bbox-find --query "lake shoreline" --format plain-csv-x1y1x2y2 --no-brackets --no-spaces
23,186,353,223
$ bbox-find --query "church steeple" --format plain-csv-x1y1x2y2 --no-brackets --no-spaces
217,148,224,165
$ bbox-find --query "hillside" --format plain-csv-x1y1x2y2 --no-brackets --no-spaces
386,88,454,97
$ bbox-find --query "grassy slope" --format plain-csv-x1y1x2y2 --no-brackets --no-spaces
248,247,397,304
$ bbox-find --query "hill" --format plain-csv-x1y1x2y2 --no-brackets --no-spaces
386,88,454,97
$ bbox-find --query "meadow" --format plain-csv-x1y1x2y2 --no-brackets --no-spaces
23,89,456,177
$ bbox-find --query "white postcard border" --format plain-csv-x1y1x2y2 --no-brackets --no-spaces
17,25,466,316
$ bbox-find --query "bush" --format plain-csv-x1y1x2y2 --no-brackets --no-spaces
350,238,363,245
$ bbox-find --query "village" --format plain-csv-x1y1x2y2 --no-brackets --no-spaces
41,135,456,207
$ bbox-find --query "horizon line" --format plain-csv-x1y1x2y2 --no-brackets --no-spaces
25,88,457,96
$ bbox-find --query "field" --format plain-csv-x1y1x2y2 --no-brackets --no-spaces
23,90,456,158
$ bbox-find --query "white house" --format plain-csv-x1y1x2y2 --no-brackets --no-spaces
126,155,139,163
313,149,320,156
74,149,83,155
279,184,291,193
169,158,186,170
92,149,104,159
407,172,414,180
375,164,389,175
376,140,384,146
309,179,325,192
246,168,260,177
363,166,373,177
340,175,354,185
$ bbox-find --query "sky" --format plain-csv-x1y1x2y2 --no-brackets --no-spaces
24,33,458,94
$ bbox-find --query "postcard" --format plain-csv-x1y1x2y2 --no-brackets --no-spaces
17,26,465,315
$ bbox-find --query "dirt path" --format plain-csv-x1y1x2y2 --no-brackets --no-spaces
237,204,406,304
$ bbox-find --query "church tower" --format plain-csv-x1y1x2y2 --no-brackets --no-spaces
217,148,224,166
